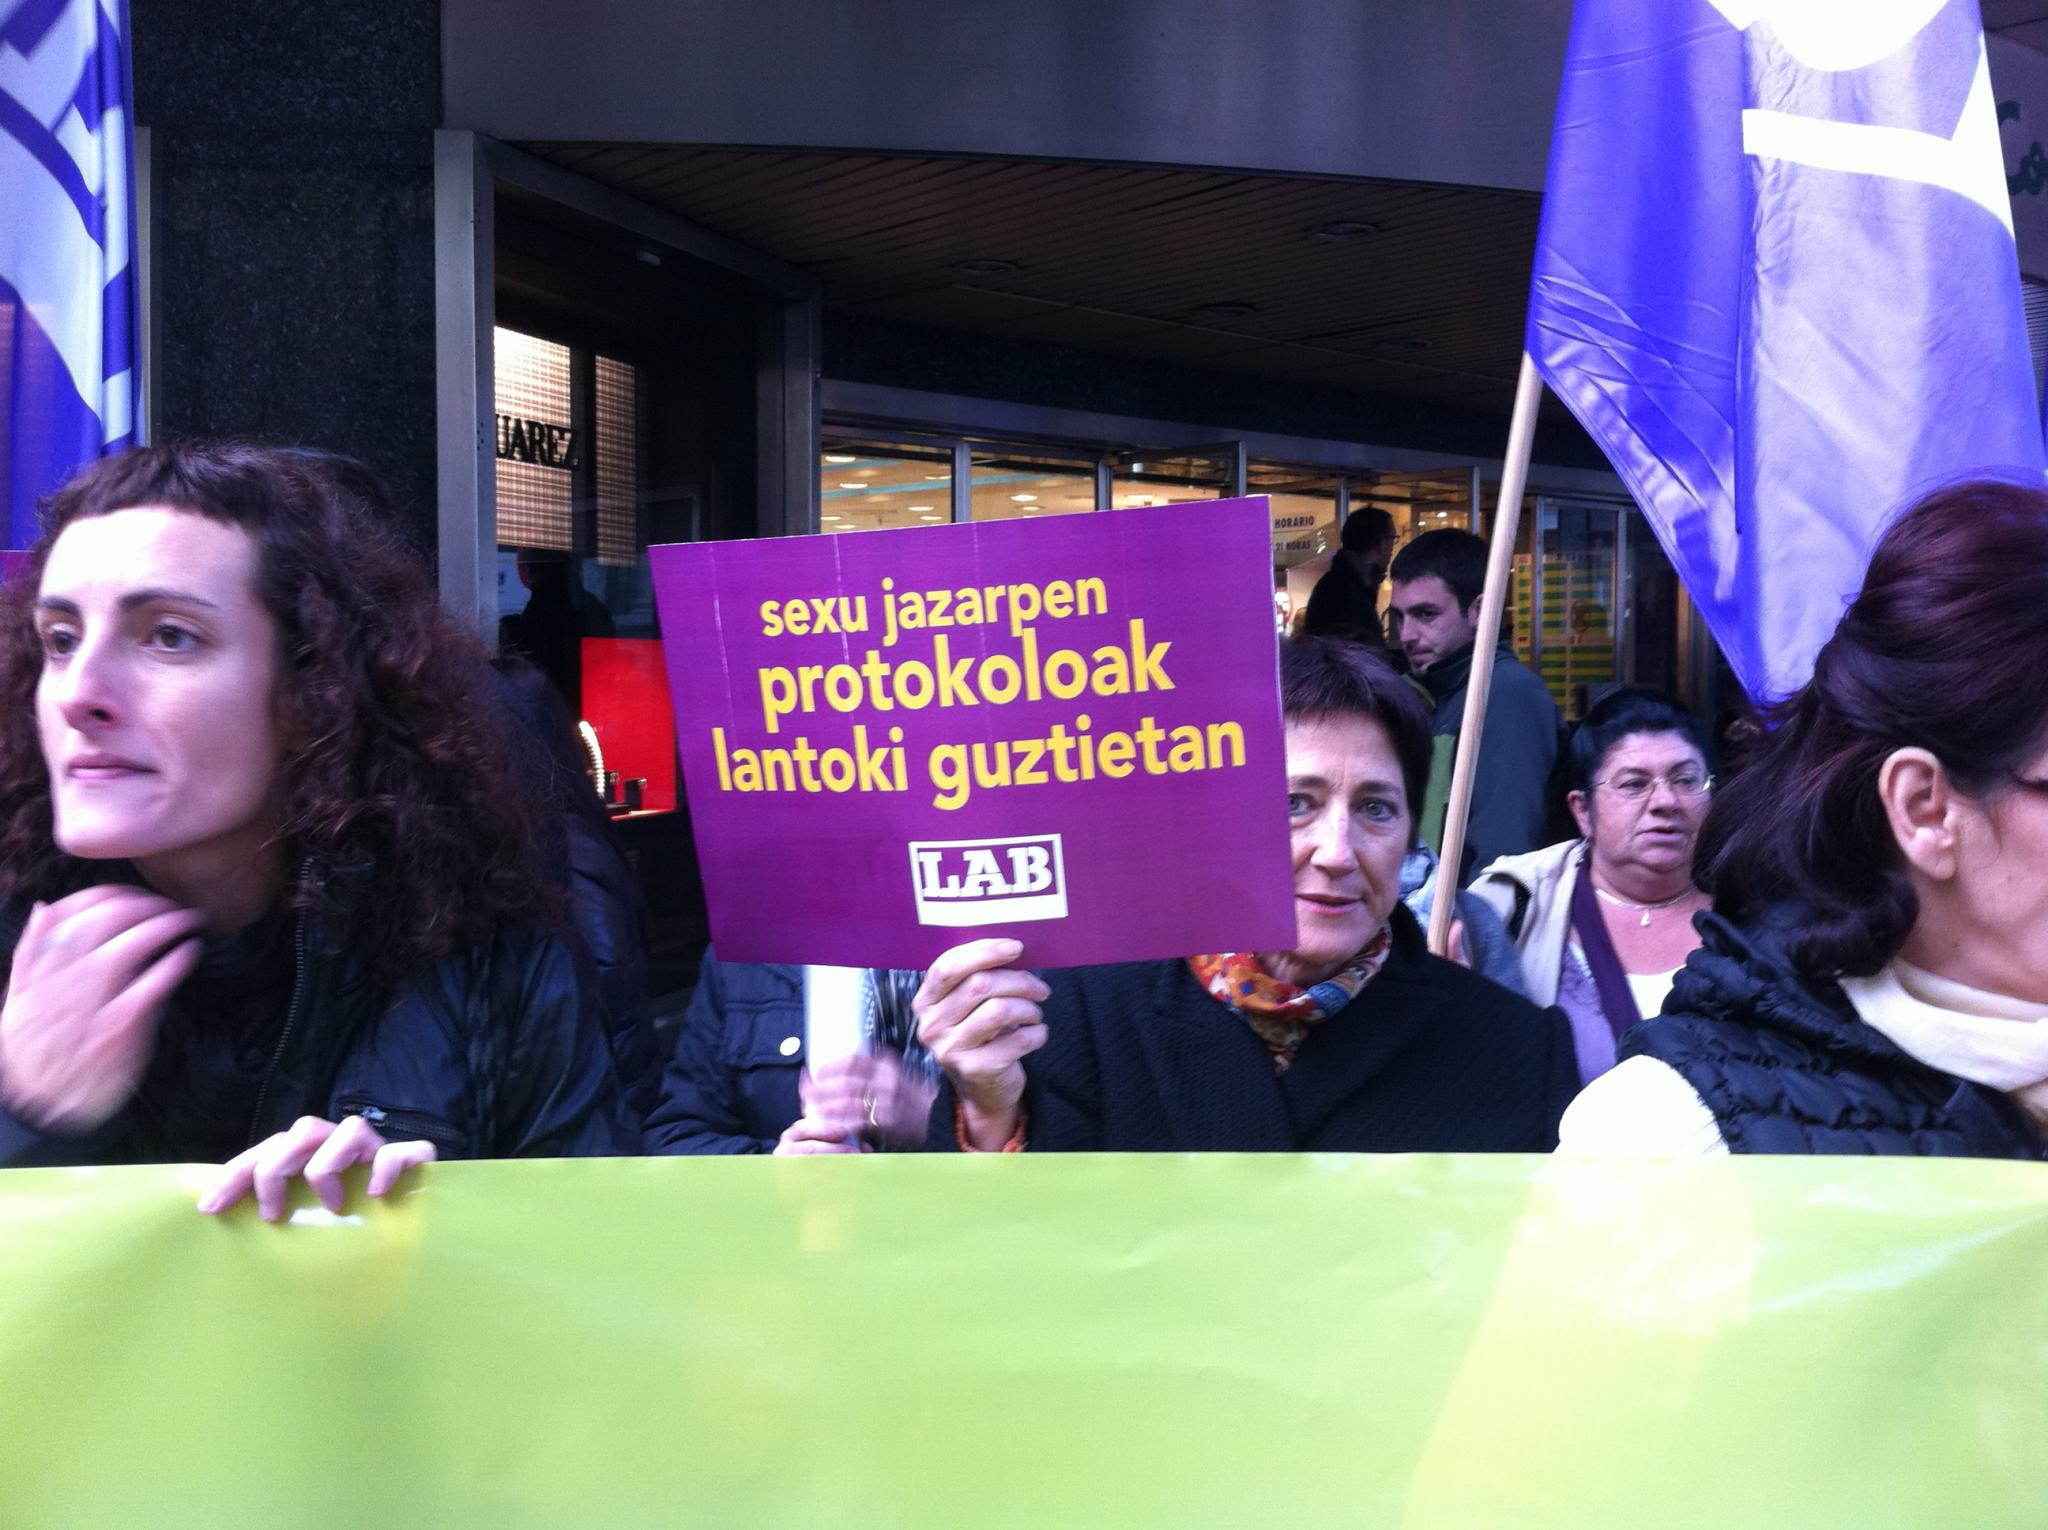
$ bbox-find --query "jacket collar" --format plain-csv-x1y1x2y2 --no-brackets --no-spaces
1680,907,1919,1069
1144,906,1445,1146
1415,640,1514,705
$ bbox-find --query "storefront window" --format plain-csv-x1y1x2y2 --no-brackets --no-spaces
1354,471,1474,552
493,324,670,818
806,422,1686,719
1110,450,1230,509
1535,498,1621,719
969,448,1097,521
1256,467,1341,632
1625,520,1682,698
593,356,640,567
819,438,954,533
494,328,576,553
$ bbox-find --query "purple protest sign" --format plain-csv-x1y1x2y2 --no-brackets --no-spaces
651,497,1296,969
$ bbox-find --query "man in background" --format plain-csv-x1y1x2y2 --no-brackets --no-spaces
1389,528,1561,875
1303,505,1394,652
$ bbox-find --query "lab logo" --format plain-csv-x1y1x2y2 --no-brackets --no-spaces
908,835,1067,926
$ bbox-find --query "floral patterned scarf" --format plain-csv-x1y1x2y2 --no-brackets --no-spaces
1188,926,1395,1074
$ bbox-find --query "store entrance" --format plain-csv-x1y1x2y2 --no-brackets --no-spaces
437,138,821,1010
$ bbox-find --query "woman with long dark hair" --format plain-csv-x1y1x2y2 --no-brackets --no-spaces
0,444,629,1213
1561,480,2048,1155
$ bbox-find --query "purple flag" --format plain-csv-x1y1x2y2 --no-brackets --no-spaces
1528,0,2045,700
2,0,139,548
650,499,1297,970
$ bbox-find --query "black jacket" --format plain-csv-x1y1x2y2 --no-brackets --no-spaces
563,812,659,1118
1302,557,1387,649
929,907,1577,1152
1622,912,2046,1158
641,955,806,1154
0,872,633,1167
640,953,935,1154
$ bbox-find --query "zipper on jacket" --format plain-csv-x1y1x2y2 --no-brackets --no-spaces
243,863,313,1150
338,1100,466,1155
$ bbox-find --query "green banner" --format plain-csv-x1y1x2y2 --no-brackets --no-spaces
2,1155,2044,1527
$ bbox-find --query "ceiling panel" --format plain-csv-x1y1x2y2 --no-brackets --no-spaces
523,143,1541,413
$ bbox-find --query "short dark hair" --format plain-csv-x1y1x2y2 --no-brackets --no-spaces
1568,689,1711,794
1340,505,1394,554
1699,479,2048,976
1279,636,1435,842
1389,527,1486,610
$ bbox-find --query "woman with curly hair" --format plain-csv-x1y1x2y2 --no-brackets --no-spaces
0,443,630,1213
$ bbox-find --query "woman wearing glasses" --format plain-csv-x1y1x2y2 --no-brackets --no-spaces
1467,690,1712,1082
1561,481,2048,1157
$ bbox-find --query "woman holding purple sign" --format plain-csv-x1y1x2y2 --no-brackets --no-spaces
915,637,1579,1154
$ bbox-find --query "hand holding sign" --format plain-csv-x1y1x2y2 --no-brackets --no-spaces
913,938,1049,1151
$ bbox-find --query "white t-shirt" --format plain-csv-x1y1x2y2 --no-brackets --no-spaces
1625,966,1681,1023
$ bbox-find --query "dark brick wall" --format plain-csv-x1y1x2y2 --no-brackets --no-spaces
133,1,443,554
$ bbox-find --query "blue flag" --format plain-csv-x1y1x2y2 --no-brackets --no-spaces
1527,0,2045,701
1,0,137,550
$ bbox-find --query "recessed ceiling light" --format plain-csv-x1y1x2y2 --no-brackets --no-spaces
821,516,844,524
953,258,1022,276
925,473,948,481
1308,220,1378,242
1011,493,1038,503
1191,301,1258,322
908,505,935,512
918,514,942,522
837,480,866,488
823,452,856,464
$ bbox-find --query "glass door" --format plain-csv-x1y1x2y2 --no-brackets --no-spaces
1529,495,1627,720
1108,442,1246,508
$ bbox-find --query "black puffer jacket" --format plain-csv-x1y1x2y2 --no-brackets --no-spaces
1621,911,2046,1158
0,871,633,1168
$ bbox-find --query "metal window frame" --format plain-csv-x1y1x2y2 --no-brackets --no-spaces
133,125,155,446
433,130,822,636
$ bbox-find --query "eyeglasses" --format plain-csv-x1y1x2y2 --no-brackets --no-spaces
1593,768,1713,802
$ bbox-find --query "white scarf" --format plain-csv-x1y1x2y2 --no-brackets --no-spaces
1839,960,2048,1129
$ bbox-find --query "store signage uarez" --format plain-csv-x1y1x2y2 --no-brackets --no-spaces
495,414,580,470
649,498,1295,968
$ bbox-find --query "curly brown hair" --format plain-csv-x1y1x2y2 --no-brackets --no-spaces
0,443,558,980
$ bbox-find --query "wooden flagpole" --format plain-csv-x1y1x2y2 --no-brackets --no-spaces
1427,351,1546,956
